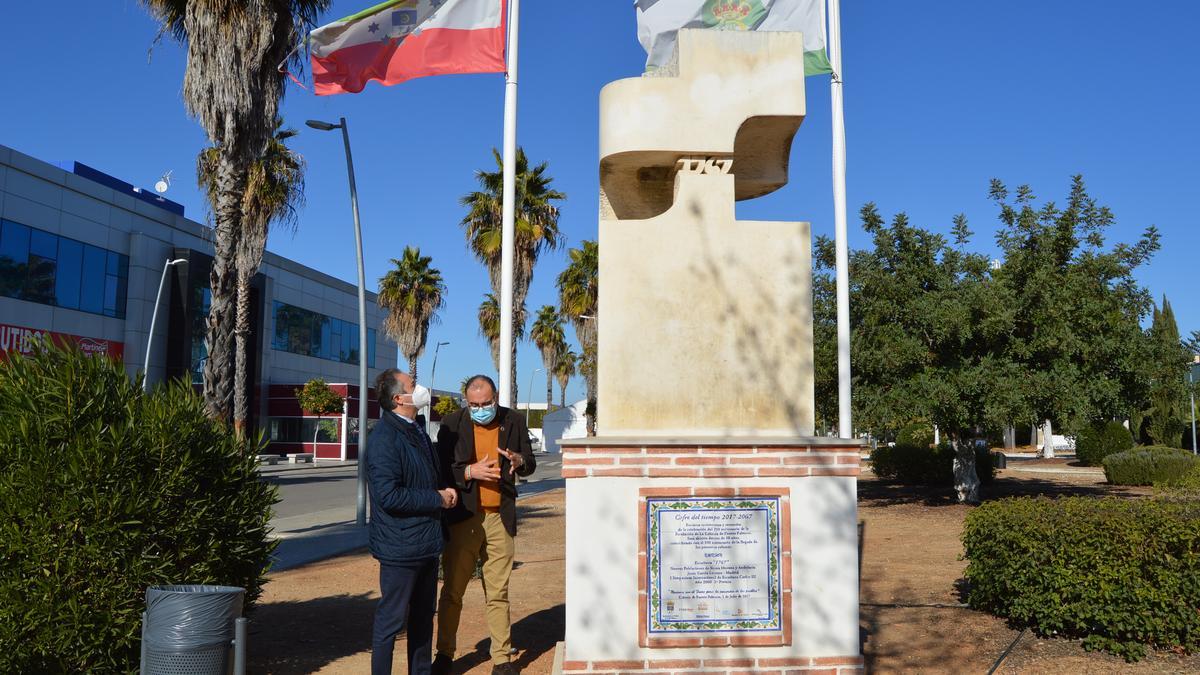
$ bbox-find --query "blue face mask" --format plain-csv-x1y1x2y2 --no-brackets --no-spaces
470,404,497,425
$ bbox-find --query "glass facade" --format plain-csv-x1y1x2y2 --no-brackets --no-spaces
0,219,128,318
189,283,212,385
268,417,341,444
271,301,376,367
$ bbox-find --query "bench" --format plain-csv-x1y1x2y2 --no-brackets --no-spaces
257,454,281,466
286,453,315,464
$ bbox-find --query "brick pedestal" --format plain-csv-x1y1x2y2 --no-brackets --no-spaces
561,437,863,675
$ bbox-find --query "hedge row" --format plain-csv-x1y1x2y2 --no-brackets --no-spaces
869,442,995,486
1075,421,1134,466
0,347,278,672
962,496,1200,661
1102,446,1200,486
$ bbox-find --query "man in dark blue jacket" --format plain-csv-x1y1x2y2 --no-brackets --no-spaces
367,368,457,675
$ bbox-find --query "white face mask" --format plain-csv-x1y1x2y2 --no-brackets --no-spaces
407,384,432,409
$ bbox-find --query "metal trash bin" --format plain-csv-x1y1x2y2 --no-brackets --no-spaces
992,451,1008,470
141,585,247,675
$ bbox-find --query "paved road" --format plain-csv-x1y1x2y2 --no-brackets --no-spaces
264,454,564,570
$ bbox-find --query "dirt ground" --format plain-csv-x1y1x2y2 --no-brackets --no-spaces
248,492,565,674
249,463,1199,674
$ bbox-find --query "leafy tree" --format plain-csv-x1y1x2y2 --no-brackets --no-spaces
142,0,328,421
198,119,304,438
531,305,566,411
294,379,343,454
847,204,1019,503
557,240,598,431
991,176,1158,449
478,293,526,372
433,394,461,417
377,247,447,381
1144,297,1189,447
554,348,577,407
460,147,566,404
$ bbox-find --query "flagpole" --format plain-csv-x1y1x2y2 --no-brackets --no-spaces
828,0,852,439
498,0,520,408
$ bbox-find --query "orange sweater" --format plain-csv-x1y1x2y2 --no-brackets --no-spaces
472,422,502,511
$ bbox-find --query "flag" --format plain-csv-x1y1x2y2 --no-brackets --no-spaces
310,0,506,96
635,0,832,76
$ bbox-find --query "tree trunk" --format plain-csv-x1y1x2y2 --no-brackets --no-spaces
202,159,245,422
232,274,252,440
1041,419,1055,458
409,356,418,383
559,382,567,408
312,415,320,454
952,435,981,504
546,370,554,412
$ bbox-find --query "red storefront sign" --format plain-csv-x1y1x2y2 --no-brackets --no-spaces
0,322,125,360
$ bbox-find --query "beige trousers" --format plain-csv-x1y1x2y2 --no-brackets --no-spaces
436,510,515,664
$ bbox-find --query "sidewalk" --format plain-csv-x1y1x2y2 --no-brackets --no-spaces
268,461,564,572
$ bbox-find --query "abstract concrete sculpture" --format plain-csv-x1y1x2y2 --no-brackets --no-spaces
560,30,862,674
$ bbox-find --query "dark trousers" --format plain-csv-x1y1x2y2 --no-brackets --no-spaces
372,556,439,675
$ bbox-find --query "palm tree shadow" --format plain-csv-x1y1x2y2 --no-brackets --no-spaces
449,604,565,673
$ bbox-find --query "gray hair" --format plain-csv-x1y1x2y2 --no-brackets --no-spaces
375,369,407,411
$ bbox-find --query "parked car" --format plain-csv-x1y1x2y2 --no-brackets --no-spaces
528,430,543,453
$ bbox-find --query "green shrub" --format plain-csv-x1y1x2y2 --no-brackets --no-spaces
1102,446,1199,486
0,346,277,673
895,421,934,448
870,442,995,486
1075,421,1135,466
962,496,1200,660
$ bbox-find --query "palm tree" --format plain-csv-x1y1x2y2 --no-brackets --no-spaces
557,240,598,431
142,0,328,421
531,305,566,411
554,348,577,408
377,247,447,381
478,293,526,373
198,120,304,437
460,147,566,404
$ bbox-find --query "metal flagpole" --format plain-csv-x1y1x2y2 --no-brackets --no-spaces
498,0,520,408
828,0,852,439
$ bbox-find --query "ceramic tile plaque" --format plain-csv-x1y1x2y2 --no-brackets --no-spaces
645,497,782,635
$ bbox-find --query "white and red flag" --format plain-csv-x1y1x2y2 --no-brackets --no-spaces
310,0,506,95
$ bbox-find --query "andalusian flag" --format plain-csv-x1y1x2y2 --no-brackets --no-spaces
636,0,833,76
310,0,506,96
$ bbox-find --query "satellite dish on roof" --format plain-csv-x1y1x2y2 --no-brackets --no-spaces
154,170,173,194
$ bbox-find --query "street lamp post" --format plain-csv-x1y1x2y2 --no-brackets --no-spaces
307,117,369,527
1190,355,1199,455
526,368,543,425
427,340,450,436
143,257,187,392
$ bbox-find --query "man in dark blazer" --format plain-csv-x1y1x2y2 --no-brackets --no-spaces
432,374,536,675
367,368,458,675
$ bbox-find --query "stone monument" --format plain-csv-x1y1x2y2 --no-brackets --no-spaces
559,29,863,674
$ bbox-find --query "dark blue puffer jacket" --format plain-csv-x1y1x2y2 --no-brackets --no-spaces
366,411,445,563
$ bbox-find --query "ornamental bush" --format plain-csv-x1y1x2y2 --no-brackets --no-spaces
1102,446,1199,486
962,496,1200,660
0,345,277,673
869,442,995,486
1075,421,1135,466
895,421,935,448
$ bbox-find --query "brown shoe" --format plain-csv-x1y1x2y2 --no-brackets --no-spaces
432,653,453,675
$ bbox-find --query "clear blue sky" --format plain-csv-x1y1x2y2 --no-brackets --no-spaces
2,1,1198,403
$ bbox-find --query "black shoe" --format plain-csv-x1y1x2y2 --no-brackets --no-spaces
431,653,453,675
492,663,518,675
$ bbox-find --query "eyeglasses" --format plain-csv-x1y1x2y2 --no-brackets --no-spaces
467,400,496,411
